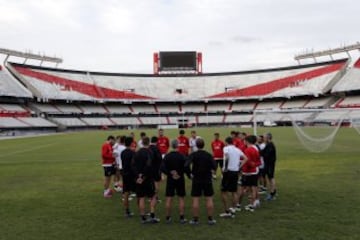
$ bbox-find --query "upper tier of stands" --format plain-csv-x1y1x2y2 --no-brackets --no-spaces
332,58,360,93
0,67,32,98
8,59,348,101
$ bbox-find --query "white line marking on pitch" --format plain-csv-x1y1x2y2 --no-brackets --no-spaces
0,143,57,158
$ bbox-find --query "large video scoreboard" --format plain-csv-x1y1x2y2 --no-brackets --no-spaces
153,51,202,75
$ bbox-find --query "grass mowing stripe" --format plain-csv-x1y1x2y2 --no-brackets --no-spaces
0,143,57,158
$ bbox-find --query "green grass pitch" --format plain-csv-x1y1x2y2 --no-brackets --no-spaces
1,127,359,240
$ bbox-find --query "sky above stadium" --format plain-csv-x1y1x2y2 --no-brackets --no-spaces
0,0,359,73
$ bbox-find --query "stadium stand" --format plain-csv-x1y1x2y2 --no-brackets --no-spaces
79,104,108,114
110,117,140,126
105,104,132,114
157,104,180,113
206,102,230,112
225,114,253,123
55,104,83,114
332,58,360,93
140,116,168,125
8,59,348,101
333,96,360,108
281,99,308,109
0,68,32,98
0,57,358,131
0,117,55,128
198,115,224,124
51,117,87,127
181,103,205,113
17,117,57,127
131,104,157,114
231,102,256,112
30,103,62,114
0,103,28,112
304,97,335,108
80,117,114,126
256,100,284,110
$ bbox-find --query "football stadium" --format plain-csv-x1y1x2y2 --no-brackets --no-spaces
1,1,360,240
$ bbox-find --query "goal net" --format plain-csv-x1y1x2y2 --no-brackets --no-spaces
253,108,355,153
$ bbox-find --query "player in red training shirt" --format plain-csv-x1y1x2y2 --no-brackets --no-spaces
231,131,246,151
237,135,261,212
177,129,190,156
101,135,116,198
157,128,170,158
211,133,225,179
129,132,137,151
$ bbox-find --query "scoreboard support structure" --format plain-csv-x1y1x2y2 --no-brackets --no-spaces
153,51,202,75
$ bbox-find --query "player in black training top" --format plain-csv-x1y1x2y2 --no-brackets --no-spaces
132,137,159,224
185,138,217,225
262,133,277,200
161,139,191,224
149,136,163,203
120,136,136,217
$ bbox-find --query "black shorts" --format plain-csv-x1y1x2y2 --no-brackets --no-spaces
122,175,135,193
103,166,115,177
166,178,186,197
215,159,224,169
258,168,266,178
153,172,162,182
136,179,155,198
265,161,275,179
191,180,214,197
241,175,258,187
221,171,239,192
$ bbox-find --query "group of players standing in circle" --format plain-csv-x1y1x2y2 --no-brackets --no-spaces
101,129,277,225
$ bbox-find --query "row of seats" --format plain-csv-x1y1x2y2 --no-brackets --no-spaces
2,109,360,128
0,117,56,128
29,98,334,115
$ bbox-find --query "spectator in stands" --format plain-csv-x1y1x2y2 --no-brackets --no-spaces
101,135,116,198
262,133,277,200
189,130,200,153
161,139,191,224
177,129,190,156
157,129,170,158
185,138,217,225
211,133,225,179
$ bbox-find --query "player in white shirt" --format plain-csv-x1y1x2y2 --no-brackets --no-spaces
137,132,146,149
113,136,126,192
257,135,266,193
189,130,200,153
219,137,247,218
